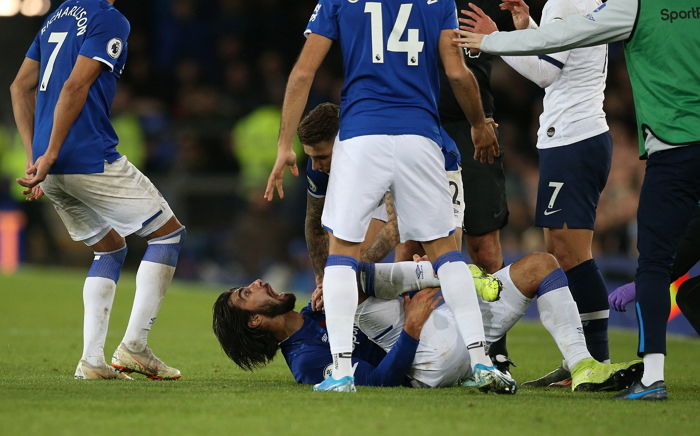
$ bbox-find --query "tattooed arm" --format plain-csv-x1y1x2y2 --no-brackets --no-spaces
360,192,400,263
305,193,329,285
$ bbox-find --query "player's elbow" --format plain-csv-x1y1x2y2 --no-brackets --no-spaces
61,78,91,96
289,66,315,87
444,66,470,86
9,78,32,96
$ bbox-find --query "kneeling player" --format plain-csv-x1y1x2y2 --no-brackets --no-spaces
212,253,641,392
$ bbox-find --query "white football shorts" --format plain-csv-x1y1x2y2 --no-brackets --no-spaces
355,265,531,388
371,169,463,230
41,156,174,245
322,135,454,243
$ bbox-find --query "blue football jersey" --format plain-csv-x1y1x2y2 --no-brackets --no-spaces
25,0,129,174
305,0,458,145
279,303,418,386
305,159,330,198
306,127,461,197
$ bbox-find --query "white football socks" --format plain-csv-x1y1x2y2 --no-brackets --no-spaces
323,265,359,379
370,261,440,299
437,260,492,367
121,261,175,352
641,353,664,385
537,287,591,370
81,277,117,366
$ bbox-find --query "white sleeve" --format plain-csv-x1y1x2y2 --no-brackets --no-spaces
500,55,563,88
480,0,636,55
499,0,575,88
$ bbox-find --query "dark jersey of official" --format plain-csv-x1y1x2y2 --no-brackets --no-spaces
439,0,514,121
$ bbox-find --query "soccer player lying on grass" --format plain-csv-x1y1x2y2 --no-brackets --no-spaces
212,253,641,392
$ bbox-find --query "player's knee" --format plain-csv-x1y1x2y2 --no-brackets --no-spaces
547,245,579,271
89,230,126,252
525,252,560,281
87,245,128,283
148,216,183,239
536,252,560,274
467,234,502,272
474,248,502,273
144,227,186,267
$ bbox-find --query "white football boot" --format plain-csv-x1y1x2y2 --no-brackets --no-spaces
111,343,181,380
75,359,133,380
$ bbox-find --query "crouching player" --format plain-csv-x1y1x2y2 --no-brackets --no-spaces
10,0,184,380
212,253,641,391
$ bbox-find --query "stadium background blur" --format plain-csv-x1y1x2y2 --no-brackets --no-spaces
0,0,645,294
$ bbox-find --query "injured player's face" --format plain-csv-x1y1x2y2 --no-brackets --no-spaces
229,279,297,318
303,140,334,173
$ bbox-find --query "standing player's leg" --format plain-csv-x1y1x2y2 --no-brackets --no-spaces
484,254,642,391
537,133,613,364
40,176,131,380
55,157,184,379
393,134,513,393
315,135,393,392
443,120,510,371
113,216,185,380
544,227,610,363
618,145,700,400
442,120,507,274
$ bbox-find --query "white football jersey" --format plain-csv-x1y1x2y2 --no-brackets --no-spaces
536,0,609,149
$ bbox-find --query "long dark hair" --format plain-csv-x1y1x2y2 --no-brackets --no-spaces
212,288,279,371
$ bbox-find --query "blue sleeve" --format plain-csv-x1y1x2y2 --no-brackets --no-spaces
353,330,419,387
306,159,328,198
26,32,40,61
441,2,458,30
304,0,340,40
79,10,130,72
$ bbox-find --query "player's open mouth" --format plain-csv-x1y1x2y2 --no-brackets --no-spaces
266,284,283,298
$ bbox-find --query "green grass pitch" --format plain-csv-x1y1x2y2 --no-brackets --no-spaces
1,267,699,435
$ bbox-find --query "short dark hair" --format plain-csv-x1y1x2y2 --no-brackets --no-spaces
297,102,339,145
212,288,279,371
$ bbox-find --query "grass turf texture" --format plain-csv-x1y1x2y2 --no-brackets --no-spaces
1,267,699,436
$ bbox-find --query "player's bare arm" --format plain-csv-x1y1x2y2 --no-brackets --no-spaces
438,29,499,164
10,57,44,200
360,193,400,264
17,55,103,190
10,57,39,162
305,192,329,286
265,33,333,201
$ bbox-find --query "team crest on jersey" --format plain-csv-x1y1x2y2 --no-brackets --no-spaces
107,38,123,59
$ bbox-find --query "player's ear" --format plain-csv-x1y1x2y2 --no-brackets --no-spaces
247,314,262,329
